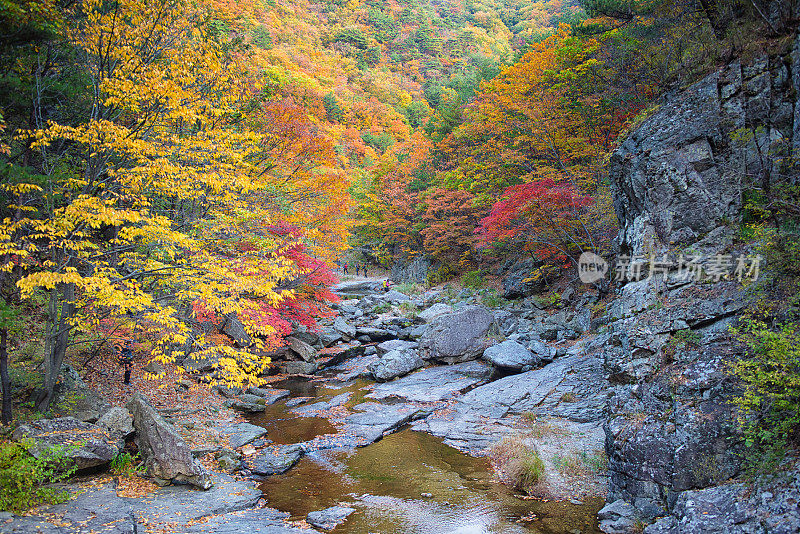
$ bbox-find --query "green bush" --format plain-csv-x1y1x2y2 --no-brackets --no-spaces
110,452,145,478
462,269,484,289
533,291,561,308
0,441,76,512
373,302,391,314
481,290,506,309
730,318,800,466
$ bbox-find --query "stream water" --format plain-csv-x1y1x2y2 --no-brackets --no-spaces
246,378,604,534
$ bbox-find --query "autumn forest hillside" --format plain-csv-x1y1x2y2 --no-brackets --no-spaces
0,0,797,427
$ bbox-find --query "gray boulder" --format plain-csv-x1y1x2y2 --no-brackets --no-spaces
249,444,303,475
225,393,266,413
380,289,411,303
126,393,212,489
96,406,134,445
222,312,252,347
376,339,418,356
319,327,343,347
370,349,424,381
419,306,495,364
482,340,540,371
416,303,453,322
12,417,118,470
287,336,317,362
333,317,356,339
227,422,268,449
598,500,641,534
306,506,355,531
51,366,111,423
279,360,318,375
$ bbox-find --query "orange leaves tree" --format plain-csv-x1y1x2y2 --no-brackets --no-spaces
458,25,649,268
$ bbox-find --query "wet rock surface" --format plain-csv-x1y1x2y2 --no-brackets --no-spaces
306,505,356,530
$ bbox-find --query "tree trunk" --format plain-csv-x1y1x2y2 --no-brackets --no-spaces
0,327,11,425
36,282,75,412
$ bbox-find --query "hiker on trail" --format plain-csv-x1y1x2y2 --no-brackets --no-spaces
343,262,349,275
382,279,391,292
119,340,134,385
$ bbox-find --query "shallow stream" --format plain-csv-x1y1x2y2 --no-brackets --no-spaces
247,378,604,534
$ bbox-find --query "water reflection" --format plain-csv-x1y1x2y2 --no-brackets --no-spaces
259,429,603,534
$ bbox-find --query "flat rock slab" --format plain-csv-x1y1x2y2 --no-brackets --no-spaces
226,422,269,449
457,352,606,422
413,403,520,454
249,444,304,475
2,474,261,533
307,505,355,530
284,396,313,408
186,507,320,534
325,353,379,382
131,473,261,524
291,392,352,417
367,361,492,402
342,402,426,444
261,389,292,405
28,484,135,534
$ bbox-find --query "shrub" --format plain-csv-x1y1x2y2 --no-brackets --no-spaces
394,282,425,297
489,437,545,493
373,302,391,314
110,452,145,478
462,270,484,289
533,291,561,308
730,318,800,465
398,301,418,315
481,290,506,309
0,440,76,512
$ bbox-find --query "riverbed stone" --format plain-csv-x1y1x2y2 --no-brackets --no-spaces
249,444,304,475
380,289,412,303
279,360,319,375
227,422,268,449
367,361,491,402
376,339,418,356
370,349,424,381
246,387,291,405
598,499,640,534
416,303,453,322
287,336,317,362
342,402,425,444
307,506,355,530
185,507,318,533
481,340,540,371
292,392,352,416
96,406,135,443
127,392,212,489
12,417,119,470
333,317,356,339
419,305,495,364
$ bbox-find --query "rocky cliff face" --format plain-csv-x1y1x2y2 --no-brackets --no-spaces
600,34,800,532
